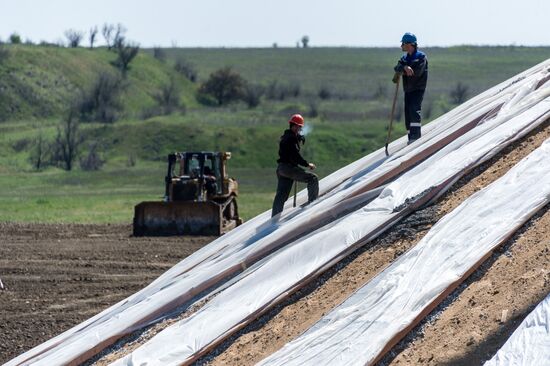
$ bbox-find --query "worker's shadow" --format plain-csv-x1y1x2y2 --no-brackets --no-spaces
243,196,316,247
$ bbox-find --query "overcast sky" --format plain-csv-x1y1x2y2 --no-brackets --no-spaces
2,0,550,47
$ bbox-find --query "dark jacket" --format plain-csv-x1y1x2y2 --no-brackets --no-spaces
394,50,428,93
277,129,308,167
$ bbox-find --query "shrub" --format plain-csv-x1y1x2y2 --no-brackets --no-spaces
289,83,301,98
39,41,60,47
265,81,299,101
153,47,166,62
242,83,264,108
198,67,245,106
77,72,124,123
318,86,332,100
307,100,319,118
12,138,30,152
195,92,218,107
80,141,105,171
266,80,281,100
152,78,183,115
112,39,139,76
9,33,21,44
0,45,10,63
174,57,197,82
449,82,469,104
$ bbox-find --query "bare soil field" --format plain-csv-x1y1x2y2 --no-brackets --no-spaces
0,223,213,364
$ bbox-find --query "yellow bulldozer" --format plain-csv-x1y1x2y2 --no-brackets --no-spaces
133,151,243,236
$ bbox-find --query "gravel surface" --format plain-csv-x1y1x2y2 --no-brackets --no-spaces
200,122,550,366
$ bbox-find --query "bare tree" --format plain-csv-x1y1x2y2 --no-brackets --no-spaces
53,111,82,171
29,132,49,171
301,35,310,48
89,26,98,49
102,23,115,50
113,24,127,50
64,29,84,48
113,40,139,76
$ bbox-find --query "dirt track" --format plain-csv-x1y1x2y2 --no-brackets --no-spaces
0,223,212,364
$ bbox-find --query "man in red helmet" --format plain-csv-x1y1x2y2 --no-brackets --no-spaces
271,114,318,217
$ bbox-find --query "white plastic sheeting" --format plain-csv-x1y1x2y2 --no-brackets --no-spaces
4,140,403,366
109,81,550,364
485,292,550,366
259,138,550,366
7,59,550,366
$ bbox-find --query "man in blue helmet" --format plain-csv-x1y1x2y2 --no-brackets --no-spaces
393,32,428,144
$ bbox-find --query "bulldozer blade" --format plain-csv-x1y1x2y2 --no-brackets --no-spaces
133,201,235,236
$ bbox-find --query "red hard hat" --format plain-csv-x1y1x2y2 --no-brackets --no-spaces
289,114,305,127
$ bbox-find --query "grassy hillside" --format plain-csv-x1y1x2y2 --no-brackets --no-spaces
0,45,197,121
161,46,550,102
0,45,548,223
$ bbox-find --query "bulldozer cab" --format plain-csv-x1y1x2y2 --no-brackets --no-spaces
166,152,234,202
178,152,225,195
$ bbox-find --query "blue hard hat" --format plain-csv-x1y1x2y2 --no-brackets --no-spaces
401,32,417,44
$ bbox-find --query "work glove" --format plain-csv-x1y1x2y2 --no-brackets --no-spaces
392,72,401,84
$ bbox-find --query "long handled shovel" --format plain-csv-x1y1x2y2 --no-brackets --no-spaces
385,75,400,156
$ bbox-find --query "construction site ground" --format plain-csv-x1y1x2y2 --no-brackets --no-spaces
0,223,213,364
2,122,550,366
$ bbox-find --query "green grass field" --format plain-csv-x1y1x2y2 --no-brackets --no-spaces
0,45,548,223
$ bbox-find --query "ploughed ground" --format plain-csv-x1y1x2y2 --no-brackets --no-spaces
0,223,212,364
